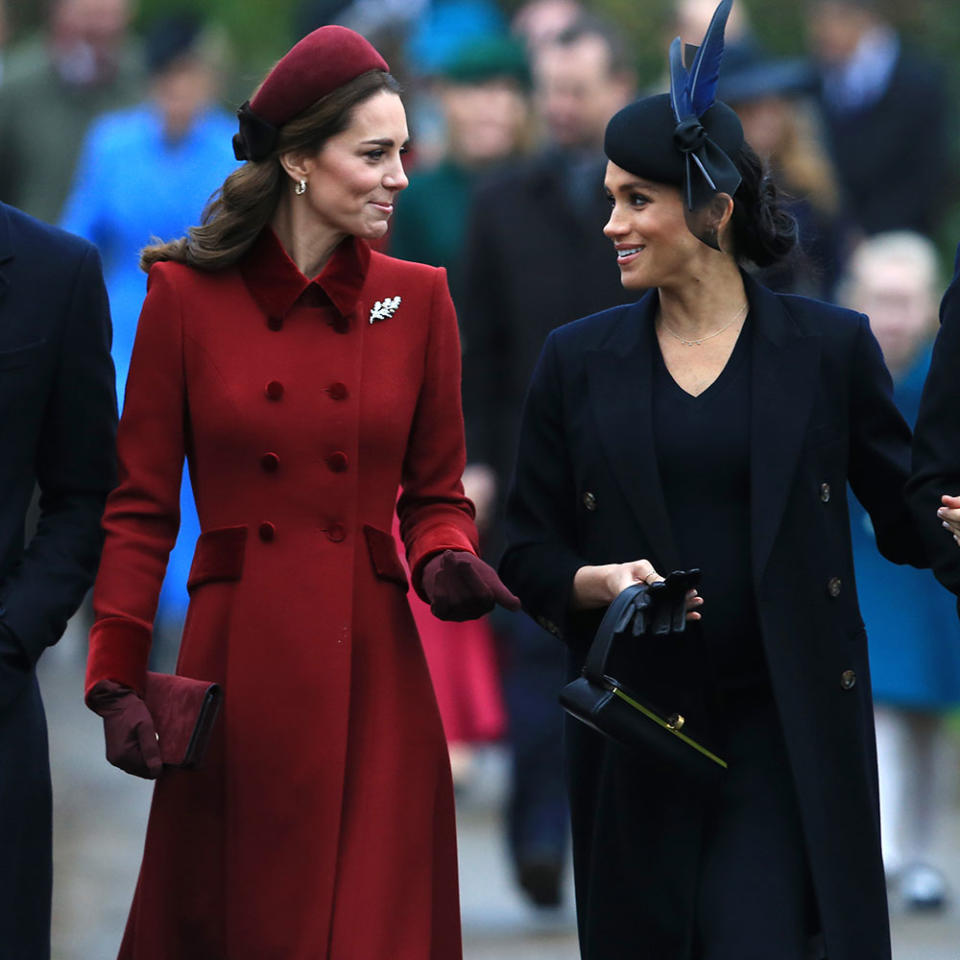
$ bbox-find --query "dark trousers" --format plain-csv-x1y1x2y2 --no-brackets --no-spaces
500,612,569,869
0,674,52,960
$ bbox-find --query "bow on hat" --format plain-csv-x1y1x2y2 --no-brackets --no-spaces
669,0,742,248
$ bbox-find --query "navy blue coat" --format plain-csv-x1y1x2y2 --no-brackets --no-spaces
909,246,960,604
500,276,924,960
0,203,116,959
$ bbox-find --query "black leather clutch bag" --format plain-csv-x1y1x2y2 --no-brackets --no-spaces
559,577,727,782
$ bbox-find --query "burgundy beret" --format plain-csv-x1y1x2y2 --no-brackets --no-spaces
234,26,389,162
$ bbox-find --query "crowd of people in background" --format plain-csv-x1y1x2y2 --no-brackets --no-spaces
2,0,958,919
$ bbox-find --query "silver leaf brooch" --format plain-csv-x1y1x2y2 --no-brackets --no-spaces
369,296,401,324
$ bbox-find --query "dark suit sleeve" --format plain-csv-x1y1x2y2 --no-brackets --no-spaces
0,244,117,663
907,251,960,595
847,313,925,568
499,333,588,644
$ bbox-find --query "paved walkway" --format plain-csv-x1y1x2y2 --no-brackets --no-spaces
38,640,960,959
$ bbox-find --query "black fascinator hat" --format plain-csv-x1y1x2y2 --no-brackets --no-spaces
604,0,743,249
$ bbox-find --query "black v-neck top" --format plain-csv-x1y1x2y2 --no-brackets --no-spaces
652,320,766,687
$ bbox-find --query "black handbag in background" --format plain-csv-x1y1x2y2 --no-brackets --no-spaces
559,575,727,782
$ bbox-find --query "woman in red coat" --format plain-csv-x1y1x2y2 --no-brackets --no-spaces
83,26,517,960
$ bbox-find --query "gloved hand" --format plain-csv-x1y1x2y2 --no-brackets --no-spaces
422,550,522,621
87,680,162,779
613,569,701,638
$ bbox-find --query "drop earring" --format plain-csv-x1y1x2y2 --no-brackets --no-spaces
295,179,307,196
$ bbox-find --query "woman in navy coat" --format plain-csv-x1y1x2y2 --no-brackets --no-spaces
499,4,924,958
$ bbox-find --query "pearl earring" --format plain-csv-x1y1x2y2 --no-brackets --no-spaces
295,179,307,196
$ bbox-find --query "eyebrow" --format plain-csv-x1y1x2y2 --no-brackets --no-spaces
605,179,659,194
361,137,411,147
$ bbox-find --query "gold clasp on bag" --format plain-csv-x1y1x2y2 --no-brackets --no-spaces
666,713,685,731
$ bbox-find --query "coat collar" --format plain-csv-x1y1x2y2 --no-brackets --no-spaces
240,227,371,323
585,272,821,583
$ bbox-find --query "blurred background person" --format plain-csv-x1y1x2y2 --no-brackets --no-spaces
459,14,635,909
719,44,846,298
0,0,8,87
511,0,582,54
60,12,237,664
390,35,532,786
0,0,144,223
841,231,960,911
807,0,948,238
671,0,750,46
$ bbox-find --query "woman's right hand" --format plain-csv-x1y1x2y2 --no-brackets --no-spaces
86,680,162,779
572,560,703,620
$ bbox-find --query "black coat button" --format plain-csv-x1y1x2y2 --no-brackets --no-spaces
840,669,857,690
827,577,842,598
583,492,598,512
820,482,831,503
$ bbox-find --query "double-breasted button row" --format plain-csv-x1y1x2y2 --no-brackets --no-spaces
261,521,348,543
827,577,842,598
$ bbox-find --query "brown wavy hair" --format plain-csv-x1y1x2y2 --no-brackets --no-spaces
141,69,401,273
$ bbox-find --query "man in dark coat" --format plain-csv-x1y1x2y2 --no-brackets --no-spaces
807,0,948,237
909,246,960,601
0,202,116,958
459,15,634,906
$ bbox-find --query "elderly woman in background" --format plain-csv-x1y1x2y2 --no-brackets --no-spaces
83,25,517,960
843,233,960,911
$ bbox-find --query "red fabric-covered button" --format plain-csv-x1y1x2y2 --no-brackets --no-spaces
267,316,283,331
327,523,346,542
259,522,276,542
326,451,348,473
265,380,284,401
260,452,280,472
328,382,348,401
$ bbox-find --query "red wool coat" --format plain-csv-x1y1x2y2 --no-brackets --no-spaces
85,229,478,959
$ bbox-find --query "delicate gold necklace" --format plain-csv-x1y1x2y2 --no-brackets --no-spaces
660,301,749,347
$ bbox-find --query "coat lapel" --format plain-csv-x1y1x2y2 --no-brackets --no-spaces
748,277,821,585
585,292,680,571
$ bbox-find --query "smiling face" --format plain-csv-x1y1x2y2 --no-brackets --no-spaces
299,89,409,242
602,161,706,290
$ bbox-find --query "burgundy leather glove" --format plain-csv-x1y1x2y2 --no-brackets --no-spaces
87,680,163,779
421,550,522,621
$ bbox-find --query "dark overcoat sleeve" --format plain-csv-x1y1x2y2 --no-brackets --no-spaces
499,331,588,642
0,243,117,663
907,247,960,596
848,313,926,567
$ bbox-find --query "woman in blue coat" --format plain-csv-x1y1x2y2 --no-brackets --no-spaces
843,232,960,910
60,15,237,641
499,3,925,957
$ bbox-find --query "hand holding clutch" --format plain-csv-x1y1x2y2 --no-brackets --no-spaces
87,680,162,780
422,550,522,621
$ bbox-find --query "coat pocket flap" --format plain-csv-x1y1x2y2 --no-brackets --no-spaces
187,526,248,593
363,524,409,590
